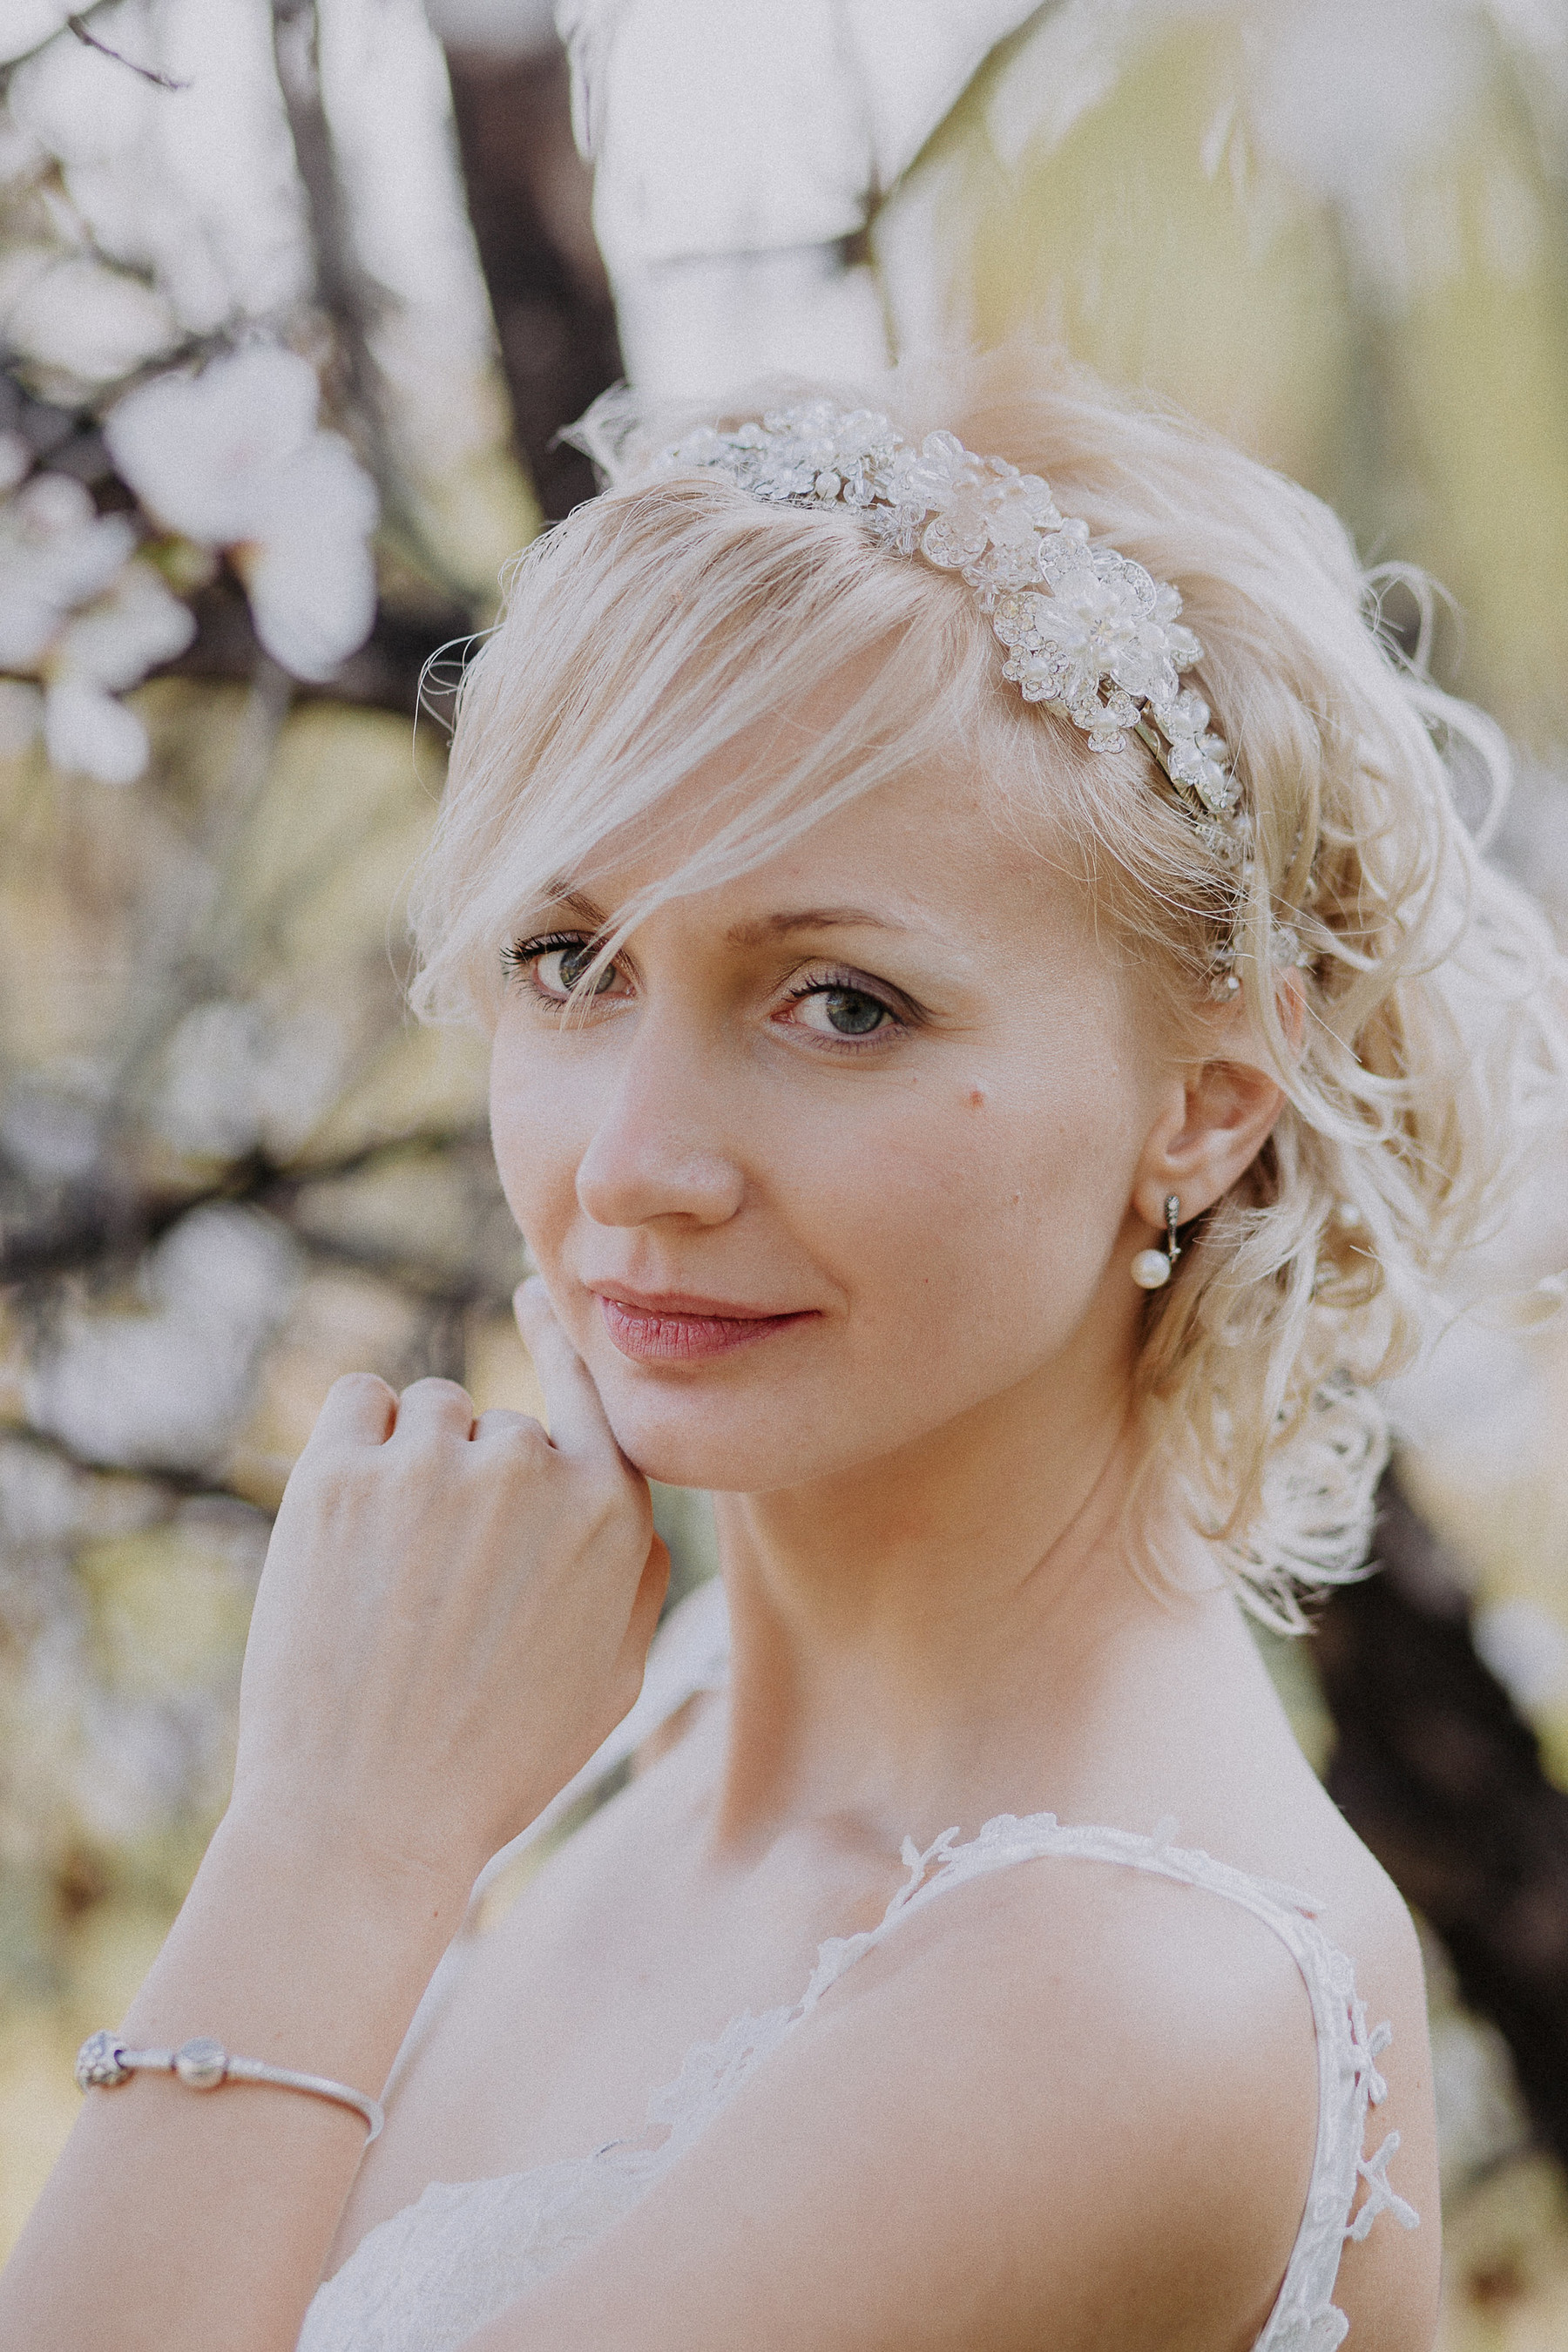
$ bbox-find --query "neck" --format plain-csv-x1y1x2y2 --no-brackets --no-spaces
707,1349,1214,1856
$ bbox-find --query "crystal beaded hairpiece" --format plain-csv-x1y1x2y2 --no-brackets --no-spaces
657,402,1244,863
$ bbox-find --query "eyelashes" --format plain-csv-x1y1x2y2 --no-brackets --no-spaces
504,933,912,1050
504,931,604,973
781,968,906,1044
507,932,626,1001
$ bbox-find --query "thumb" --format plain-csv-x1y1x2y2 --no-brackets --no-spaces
514,1277,621,1463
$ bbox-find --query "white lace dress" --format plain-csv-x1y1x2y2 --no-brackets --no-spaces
299,1585,1419,2352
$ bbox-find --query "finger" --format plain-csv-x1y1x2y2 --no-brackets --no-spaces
513,1279,619,1463
391,1376,476,1443
308,1372,396,1450
472,1407,547,1447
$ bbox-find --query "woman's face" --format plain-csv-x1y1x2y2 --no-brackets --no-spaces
489,715,1177,1496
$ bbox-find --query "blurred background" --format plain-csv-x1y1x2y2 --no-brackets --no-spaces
2,2,1568,2338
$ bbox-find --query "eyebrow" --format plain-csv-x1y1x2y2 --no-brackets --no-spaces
541,889,610,931
537,892,903,949
724,906,902,946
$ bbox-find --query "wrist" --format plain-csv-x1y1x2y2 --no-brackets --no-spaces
210,1799,476,1931
115,1805,470,2100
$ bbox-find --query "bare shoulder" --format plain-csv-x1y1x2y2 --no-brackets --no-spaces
492,1844,1400,2352
828,1855,1333,2339
1276,1793,1443,2350
1170,1747,1442,2352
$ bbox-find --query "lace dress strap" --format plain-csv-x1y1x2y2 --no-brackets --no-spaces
799,1808,1417,2351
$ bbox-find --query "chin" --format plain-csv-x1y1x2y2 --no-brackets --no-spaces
606,1414,798,1496
598,1386,885,1497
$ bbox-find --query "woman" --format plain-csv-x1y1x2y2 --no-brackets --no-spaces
3,353,1556,2350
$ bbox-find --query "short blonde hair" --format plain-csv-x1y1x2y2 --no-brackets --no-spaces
411,349,1566,1625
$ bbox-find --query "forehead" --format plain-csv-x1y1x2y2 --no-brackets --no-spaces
585,740,1085,963
580,625,1067,884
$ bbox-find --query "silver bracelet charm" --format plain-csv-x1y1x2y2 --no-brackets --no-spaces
75,2031,383,2142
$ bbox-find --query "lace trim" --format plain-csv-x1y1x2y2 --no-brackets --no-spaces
833,1812,1419,2350
302,1808,1416,2352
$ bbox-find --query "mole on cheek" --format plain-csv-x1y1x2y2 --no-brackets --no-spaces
967,1086,986,1110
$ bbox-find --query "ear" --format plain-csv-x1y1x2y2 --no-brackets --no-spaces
1129,975,1301,1231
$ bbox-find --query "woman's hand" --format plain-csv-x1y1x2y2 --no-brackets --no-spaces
0,1280,669,2352
231,1277,671,1902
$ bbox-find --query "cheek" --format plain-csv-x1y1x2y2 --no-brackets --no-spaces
801,1066,1142,1364
743,1004,1148,1443
488,1022,579,1257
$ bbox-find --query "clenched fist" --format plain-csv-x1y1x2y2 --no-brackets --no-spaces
229,1278,670,1902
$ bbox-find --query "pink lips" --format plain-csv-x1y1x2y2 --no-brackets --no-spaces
595,1290,813,1363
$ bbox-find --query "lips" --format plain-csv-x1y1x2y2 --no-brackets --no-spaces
592,1288,814,1363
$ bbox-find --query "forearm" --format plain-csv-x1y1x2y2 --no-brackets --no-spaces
0,1326,665,2350
0,1809,467,2352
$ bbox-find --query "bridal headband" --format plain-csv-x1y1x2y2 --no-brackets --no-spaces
656,402,1244,870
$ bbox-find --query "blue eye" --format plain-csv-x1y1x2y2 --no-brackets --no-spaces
788,980,898,1041
821,989,885,1035
554,942,616,993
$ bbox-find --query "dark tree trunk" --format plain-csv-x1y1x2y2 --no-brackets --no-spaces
442,43,624,522
1318,1477,1568,2166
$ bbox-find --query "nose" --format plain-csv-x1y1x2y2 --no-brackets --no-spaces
574,1021,746,1231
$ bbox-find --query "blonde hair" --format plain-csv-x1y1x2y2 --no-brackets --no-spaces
410,348,1566,1627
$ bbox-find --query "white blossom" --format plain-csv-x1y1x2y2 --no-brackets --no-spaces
0,473,134,667
155,999,346,1162
0,470,195,784
105,347,379,682
2,252,182,388
0,0,77,68
48,558,198,783
24,1205,302,1474
38,675,151,787
6,0,311,341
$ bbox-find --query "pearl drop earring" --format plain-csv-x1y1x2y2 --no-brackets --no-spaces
1132,1194,1182,1290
